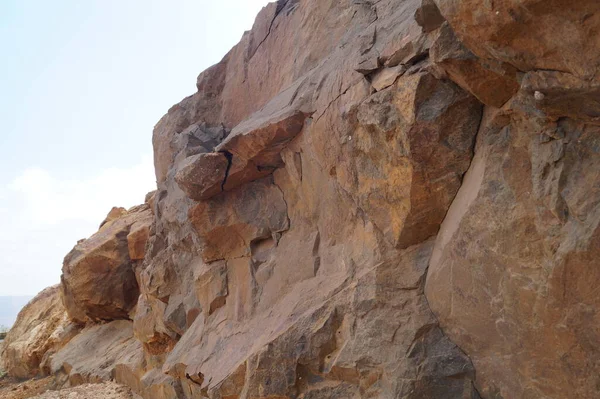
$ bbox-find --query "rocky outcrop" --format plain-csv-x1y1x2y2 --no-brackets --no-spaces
50,320,144,389
422,2,600,398
434,0,600,80
61,203,152,324
0,286,79,379
426,106,600,399
3,0,600,398
136,0,487,397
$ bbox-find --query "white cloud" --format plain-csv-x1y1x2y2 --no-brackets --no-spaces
0,156,156,296
8,156,155,225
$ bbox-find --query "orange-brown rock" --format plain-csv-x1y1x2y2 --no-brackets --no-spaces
61,204,152,323
426,107,600,398
99,207,127,229
6,0,600,398
50,320,144,388
136,1,485,397
128,218,151,261
189,177,289,262
430,22,520,107
434,0,600,79
0,286,79,379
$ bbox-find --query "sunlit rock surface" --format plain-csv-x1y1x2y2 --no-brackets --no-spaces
3,0,600,398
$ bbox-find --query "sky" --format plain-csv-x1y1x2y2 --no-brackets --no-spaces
0,0,271,296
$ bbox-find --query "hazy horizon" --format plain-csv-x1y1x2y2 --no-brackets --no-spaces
0,0,271,296
0,296,33,328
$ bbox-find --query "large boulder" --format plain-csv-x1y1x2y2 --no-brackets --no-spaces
426,106,600,398
433,0,600,79
0,286,80,379
61,204,153,323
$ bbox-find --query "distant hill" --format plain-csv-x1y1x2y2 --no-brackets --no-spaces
0,296,33,329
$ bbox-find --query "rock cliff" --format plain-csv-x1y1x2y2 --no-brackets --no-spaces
2,0,600,398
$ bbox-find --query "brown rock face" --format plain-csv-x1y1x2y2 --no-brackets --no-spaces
420,2,600,399
0,286,79,379
430,22,520,107
61,204,152,323
50,320,144,388
426,108,600,398
137,0,484,397
434,0,600,79
6,1,600,398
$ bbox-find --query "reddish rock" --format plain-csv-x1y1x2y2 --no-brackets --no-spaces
174,152,230,201
189,177,289,262
426,110,600,398
127,220,150,261
50,320,144,388
61,204,152,323
434,0,600,79
431,22,520,107
99,207,127,229
7,0,600,398
414,0,445,32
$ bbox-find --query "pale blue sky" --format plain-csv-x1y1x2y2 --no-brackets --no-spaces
0,0,270,295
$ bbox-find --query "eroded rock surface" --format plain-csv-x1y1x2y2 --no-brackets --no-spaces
50,320,144,389
0,286,79,379
136,0,484,397
3,0,600,398
61,204,153,323
434,0,600,79
426,102,600,399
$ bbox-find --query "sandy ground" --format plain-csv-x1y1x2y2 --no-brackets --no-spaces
30,382,132,399
0,377,132,399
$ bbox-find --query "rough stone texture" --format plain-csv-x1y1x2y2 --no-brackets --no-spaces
0,286,79,379
433,0,600,79
61,204,153,323
50,320,143,389
421,2,600,399
430,22,520,107
4,1,600,398
31,381,133,399
137,0,484,397
426,105,600,398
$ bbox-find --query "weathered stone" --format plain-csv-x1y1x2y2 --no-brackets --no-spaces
9,0,600,398
193,261,228,318
431,22,520,107
128,219,151,261
51,320,144,387
174,152,229,202
138,1,483,397
61,204,152,323
414,0,445,33
133,295,176,356
355,55,380,75
370,64,407,91
99,207,128,229
518,70,600,123
426,109,600,398
434,0,600,79
0,286,79,379
189,177,289,262
327,72,482,248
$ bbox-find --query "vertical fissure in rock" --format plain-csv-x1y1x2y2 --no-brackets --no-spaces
248,0,290,62
418,101,486,393
219,150,234,192
272,179,291,232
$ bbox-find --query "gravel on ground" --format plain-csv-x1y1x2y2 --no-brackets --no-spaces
0,377,132,399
